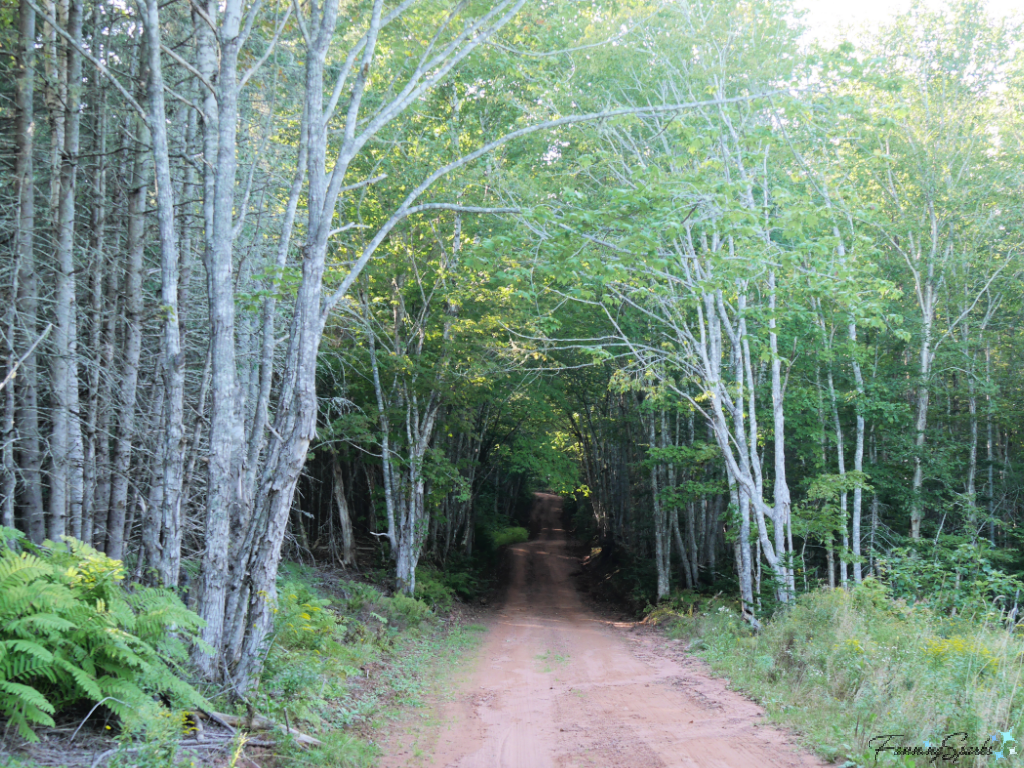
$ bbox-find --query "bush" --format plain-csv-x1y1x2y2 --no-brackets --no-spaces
274,580,345,651
0,528,205,741
414,568,456,610
881,541,1023,620
490,527,529,548
388,593,433,628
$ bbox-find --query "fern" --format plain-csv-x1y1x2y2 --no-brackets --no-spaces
0,529,207,741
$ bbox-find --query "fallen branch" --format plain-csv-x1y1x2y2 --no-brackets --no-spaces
198,707,236,734
198,711,322,747
91,742,227,768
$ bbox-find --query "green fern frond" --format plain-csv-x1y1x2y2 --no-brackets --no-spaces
0,534,207,741
0,680,56,715
4,640,54,665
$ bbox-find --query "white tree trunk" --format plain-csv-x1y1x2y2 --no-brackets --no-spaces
12,0,41,537
848,322,866,583
49,0,84,541
331,456,356,567
650,415,669,600
141,0,186,587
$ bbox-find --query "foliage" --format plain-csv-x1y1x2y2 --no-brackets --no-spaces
490,527,529,548
881,541,1024,620
258,569,438,730
414,568,457,611
250,567,486,768
109,705,196,768
0,529,204,742
666,580,1024,766
272,580,346,651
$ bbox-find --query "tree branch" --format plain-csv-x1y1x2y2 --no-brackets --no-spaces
27,0,147,119
322,92,780,318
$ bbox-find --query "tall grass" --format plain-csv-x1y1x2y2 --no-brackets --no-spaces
660,580,1024,767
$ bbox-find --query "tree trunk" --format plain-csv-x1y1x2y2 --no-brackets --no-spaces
670,510,693,590
82,58,108,546
49,0,85,541
649,415,669,600
825,362,848,589
848,321,866,583
966,344,978,538
141,0,186,587
910,302,934,539
331,455,356,567
13,0,43,539
985,346,995,544
107,124,147,561
195,0,247,678
768,272,793,598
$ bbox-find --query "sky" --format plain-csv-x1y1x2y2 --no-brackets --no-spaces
795,0,1023,42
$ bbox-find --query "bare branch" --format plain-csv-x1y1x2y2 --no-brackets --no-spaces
27,0,147,119
0,324,52,394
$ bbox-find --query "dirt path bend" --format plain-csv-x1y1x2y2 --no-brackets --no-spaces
384,494,827,768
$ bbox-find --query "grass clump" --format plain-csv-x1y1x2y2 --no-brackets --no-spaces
490,527,529,548
664,578,1024,766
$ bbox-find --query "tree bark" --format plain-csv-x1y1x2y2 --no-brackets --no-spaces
107,120,148,561
985,345,995,544
195,0,247,677
768,272,794,598
331,454,356,567
48,0,85,541
141,0,186,587
13,0,43,539
649,415,669,600
849,321,866,583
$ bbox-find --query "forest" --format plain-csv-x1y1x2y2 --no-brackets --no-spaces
1,0,1023,763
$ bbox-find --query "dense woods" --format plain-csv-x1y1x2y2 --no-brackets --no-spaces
1,0,1023,729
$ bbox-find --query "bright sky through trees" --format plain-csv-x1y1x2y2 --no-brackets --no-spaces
796,0,1022,41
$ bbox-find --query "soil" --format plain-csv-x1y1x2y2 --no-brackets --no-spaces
381,493,829,768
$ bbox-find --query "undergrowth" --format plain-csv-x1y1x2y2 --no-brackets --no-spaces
0,527,205,743
249,564,486,768
656,580,1024,767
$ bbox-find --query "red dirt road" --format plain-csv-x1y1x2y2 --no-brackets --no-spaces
383,493,827,768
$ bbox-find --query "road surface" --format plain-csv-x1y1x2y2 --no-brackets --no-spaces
383,493,826,768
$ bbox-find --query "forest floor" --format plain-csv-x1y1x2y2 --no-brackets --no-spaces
378,493,829,768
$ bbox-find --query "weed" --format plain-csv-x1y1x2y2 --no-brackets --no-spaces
252,567,485,768
666,579,1024,767
535,649,570,672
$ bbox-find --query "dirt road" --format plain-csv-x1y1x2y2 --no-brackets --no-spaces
384,493,826,768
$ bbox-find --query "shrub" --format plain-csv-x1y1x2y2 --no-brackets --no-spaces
675,580,1024,766
388,593,433,628
881,542,1023,619
343,581,385,614
490,527,529,548
414,568,456,610
922,635,999,675
0,528,205,741
274,580,344,651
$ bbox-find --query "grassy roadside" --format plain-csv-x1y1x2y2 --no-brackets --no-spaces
235,565,490,768
649,580,1024,768
361,623,488,767
276,621,489,768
